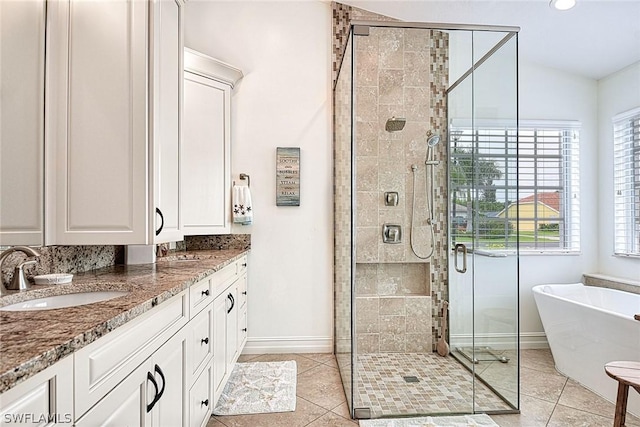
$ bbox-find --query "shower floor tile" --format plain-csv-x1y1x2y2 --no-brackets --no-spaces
355,352,512,417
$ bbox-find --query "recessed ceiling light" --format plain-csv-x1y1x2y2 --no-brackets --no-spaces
550,0,576,11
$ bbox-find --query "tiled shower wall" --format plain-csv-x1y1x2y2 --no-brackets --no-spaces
332,2,450,353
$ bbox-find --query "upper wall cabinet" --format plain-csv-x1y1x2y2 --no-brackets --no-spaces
45,0,184,245
182,49,243,235
0,0,46,246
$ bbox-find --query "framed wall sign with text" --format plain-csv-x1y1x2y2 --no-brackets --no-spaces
276,147,300,206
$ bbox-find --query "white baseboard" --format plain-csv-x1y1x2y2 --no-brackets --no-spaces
242,336,333,354
520,332,549,349
242,333,547,354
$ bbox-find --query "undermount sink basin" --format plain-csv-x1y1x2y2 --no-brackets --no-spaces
0,291,129,311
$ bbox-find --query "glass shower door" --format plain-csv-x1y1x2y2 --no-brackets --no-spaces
449,29,519,413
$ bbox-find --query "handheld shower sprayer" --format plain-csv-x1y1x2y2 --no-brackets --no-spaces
425,130,441,165
409,129,441,260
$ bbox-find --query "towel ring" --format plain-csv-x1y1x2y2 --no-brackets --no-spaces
238,173,250,188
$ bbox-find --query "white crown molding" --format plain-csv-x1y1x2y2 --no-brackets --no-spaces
184,47,243,88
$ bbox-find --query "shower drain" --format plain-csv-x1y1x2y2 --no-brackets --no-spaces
402,375,420,383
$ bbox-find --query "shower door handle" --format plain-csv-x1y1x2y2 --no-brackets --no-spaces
454,243,467,274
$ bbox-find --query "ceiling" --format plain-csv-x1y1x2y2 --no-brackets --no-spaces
339,0,640,80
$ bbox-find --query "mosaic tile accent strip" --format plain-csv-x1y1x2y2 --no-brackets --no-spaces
1,245,123,288
428,30,450,352
354,353,511,417
332,2,352,86
332,2,399,87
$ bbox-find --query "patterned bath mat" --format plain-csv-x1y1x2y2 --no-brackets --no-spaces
213,360,297,415
359,414,498,427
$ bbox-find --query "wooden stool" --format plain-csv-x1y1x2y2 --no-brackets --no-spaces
605,361,640,427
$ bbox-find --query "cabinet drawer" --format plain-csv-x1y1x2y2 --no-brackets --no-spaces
189,364,212,427
212,261,237,296
237,273,247,309
189,303,213,382
189,276,213,317
74,290,189,418
238,255,247,274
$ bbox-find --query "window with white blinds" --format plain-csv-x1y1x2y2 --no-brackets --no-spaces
450,120,580,253
613,107,640,257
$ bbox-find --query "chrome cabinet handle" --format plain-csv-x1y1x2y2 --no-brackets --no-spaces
454,243,467,273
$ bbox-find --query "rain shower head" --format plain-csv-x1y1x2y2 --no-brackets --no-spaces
385,117,406,132
426,130,441,147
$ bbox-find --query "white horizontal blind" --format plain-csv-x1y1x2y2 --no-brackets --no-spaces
450,121,580,252
613,107,640,257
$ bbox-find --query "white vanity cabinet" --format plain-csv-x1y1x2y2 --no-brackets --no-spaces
73,290,189,418
0,356,73,427
76,329,188,427
0,254,249,427
212,256,248,404
45,0,184,245
182,49,243,236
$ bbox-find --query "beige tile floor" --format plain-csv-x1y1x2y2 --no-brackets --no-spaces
208,353,358,427
208,350,640,427
492,349,640,427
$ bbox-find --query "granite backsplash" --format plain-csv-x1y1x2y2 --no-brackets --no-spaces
1,234,251,287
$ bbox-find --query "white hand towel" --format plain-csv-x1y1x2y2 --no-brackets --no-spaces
233,185,253,225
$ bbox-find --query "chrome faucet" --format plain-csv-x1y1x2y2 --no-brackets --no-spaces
0,246,41,296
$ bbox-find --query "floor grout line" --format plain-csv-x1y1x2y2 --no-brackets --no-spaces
544,376,568,427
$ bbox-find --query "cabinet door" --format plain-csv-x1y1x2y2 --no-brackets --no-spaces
150,329,187,427
189,364,212,427
212,292,228,402
226,284,239,368
0,0,45,246
46,0,148,245
182,73,231,235
151,0,183,244
0,356,73,427
75,360,151,427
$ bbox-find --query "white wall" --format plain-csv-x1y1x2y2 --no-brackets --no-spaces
517,60,599,345
185,1,334,353
597,61,640,281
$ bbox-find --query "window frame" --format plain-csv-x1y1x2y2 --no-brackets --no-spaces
612,106,640,258
449,119,581,255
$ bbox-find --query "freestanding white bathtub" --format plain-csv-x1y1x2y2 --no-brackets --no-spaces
532,283,640,417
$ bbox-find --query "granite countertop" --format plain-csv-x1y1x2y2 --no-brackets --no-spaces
0,248,249,394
